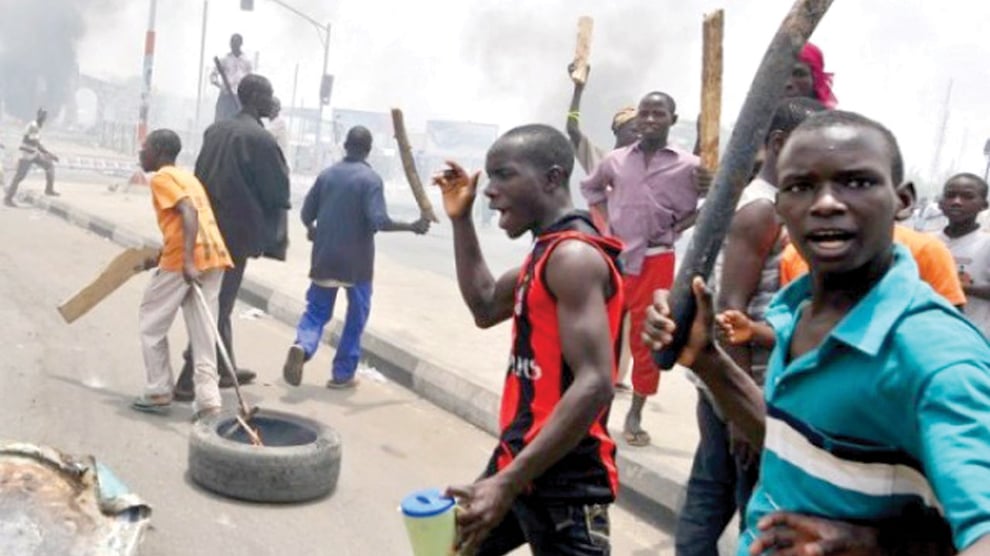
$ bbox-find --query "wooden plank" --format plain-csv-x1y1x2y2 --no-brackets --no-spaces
391,108,440,223
654,0,835,369
58,246,160,324
699,9,724,172
570,16,594,85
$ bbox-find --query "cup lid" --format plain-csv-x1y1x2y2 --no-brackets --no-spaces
401,488,455,517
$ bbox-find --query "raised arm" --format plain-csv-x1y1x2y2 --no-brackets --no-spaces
565,63,588,150
434,161,516,328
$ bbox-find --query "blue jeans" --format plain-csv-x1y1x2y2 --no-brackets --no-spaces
675,394,759,556
294,282,372,382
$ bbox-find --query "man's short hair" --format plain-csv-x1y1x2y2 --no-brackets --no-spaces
496,124,574,185
766,97,826,144
640,91,677,114
146,129,182,160
344,126,373,153
791,110,904,184
946,172,990,199
237,74,271,105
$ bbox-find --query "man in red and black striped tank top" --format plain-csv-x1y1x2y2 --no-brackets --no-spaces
434,125,624,555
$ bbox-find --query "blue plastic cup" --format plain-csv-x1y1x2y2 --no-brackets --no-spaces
401,488,457,556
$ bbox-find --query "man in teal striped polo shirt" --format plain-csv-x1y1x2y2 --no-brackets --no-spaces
644,110,990,554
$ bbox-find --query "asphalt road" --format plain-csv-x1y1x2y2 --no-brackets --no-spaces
0,203,675,554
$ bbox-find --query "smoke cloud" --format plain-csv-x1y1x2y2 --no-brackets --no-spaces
0,0,119,121
459,1,702,149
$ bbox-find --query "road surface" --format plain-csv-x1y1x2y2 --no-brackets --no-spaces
0,202,675,554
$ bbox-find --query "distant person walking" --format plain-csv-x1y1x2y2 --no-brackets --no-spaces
173,74,290,401
211,33,252,122
282,126,430,389
5,108,58,206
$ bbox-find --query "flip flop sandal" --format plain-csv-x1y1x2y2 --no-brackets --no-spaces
131,395,172,414
623,430,651,447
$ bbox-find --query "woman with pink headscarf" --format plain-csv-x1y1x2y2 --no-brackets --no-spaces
786,42,838,108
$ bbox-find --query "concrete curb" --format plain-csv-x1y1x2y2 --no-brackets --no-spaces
22,190,687,523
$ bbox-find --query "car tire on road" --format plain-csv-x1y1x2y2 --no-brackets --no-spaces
188,409,342,503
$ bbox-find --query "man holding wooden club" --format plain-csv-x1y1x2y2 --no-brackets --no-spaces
282,126,430,389
581,91,703,447
131,129,231,421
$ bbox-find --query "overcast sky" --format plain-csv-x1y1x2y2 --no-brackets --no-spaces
78,0,989,197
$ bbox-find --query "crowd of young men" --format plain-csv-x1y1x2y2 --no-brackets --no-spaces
18,23,986,553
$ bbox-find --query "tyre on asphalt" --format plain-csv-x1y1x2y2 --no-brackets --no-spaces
188,409,342,503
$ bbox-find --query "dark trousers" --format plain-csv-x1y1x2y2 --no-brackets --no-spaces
475,497,611,556
179,256,246,384
675,394,759,556
6,155,54,200
214,92,239,122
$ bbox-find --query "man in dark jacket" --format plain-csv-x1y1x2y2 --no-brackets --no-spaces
174,74,290,400
281,126,429,389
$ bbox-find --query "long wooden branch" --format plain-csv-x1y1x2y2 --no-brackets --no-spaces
570,16,594,85
390,108,439,223
654,0,835,369
700,10,724,172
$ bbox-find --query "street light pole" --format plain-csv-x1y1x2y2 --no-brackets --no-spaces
195,0,209,131
137,0,158,147
246,1,330,169
314,22,331,169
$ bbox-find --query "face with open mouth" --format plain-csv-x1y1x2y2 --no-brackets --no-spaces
776,123,899,275
483,141,544,239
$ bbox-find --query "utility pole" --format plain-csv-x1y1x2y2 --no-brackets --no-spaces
195,0,209,131
314,22,331,170
929,80,953,185
289,63,299,147
983,138,990,182
137,0,158,147
239,0,331,169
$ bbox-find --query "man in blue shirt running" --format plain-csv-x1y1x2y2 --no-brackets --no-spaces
282,126,430,389
645,110,990,555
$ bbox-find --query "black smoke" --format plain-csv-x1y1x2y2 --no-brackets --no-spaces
0,0,110,121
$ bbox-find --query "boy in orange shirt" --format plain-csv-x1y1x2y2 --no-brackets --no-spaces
131,129,233,420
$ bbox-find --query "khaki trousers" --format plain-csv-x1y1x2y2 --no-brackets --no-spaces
139,269,223,412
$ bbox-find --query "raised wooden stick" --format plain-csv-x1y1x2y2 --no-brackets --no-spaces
570,16,594,85
390,108,439,223
699,10,724,172
654,0,834,369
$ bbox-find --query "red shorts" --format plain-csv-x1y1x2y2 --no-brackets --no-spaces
623,250,675,396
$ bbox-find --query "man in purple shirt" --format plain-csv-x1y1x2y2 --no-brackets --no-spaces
581,91,701,447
